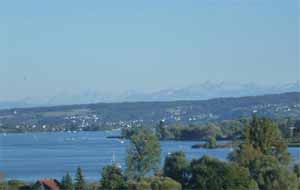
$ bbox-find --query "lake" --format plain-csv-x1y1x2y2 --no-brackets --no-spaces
0,131,299,182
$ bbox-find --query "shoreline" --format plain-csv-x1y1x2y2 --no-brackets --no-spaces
2,132,300,148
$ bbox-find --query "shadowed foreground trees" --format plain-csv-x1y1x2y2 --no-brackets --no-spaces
230,116,290,166
161,116,299,190
163,152,258,190
61,172,73,190
125,128,161,181
163,151,190,188
100,164,127,190
230,116,298,190
75,167,86,190
189,156,258,190
123,127,182,190
127,176,181,190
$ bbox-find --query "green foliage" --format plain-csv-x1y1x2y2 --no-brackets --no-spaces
122,126,140,139
230,116,298,190
155,121,176,140
177,124,221,141
61,172,73,190
0,179,28,190
279,118,300,143
123,120,243,141
126,128,161,180
100,164,127,190
75,167,86,190
294,164,300,178
204,135,217,149
149,177,182,190
248,156,298,190
127,179,151,190
294,164,300,190
230,116,290,166
163,151,190,187
189,156,258,190
31,182,43,190
128,177,181,190
86,182,100,190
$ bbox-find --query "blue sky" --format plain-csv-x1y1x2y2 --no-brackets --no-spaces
0,0,299,100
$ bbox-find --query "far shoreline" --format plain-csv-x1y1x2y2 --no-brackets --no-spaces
2,131,300,148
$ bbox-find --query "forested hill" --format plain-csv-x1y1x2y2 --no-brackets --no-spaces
0,92,299,132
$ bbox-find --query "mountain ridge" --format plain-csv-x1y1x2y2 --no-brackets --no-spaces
0,81,299,109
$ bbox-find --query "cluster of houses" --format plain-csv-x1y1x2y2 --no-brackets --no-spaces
1,103,299,134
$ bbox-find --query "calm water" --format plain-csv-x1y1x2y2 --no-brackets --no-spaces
0,131,299,181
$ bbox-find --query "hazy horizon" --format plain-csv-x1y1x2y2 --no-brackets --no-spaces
1,0,299,101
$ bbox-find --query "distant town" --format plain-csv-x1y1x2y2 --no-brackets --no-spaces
0,92,299,134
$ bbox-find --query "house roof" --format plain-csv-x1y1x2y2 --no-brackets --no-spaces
38,179,60,190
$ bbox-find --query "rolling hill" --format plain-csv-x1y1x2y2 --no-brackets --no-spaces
0,92,299,133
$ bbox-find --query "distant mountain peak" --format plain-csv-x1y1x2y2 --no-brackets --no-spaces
0,81,299,109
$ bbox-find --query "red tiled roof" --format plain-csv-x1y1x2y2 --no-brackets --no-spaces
38,179,60,190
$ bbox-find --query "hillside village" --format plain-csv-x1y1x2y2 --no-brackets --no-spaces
0,92,299,133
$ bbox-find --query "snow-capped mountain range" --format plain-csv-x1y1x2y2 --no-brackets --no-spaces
1,81,299,109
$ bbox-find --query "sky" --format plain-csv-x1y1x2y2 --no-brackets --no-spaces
0,0,299,100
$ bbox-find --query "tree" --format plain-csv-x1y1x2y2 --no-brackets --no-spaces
294,164,300,190
294,164,300,178
189,156,258,190
204,135,217,149
155,120,175,140
229,116,297,190
6,180,28,190
294,120,300,137
126,128,161,180
163,151,190,187
74,167,86,190
100,164,127,190
230,116,290,166
61,172,73,190
127,176,181,190
250,156,298,190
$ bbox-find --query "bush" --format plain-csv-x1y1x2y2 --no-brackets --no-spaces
128,179,151,190
128,177,181,190
189,156,258,190
0,180,31,190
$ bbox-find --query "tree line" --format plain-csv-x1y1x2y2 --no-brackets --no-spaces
122,117,300,143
